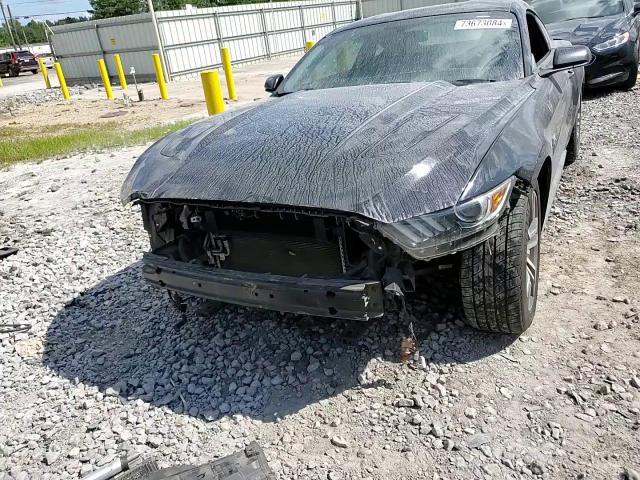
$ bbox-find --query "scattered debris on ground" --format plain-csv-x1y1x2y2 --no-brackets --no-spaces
0,85,92,113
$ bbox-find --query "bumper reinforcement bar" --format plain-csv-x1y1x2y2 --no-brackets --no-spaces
143,253,385,321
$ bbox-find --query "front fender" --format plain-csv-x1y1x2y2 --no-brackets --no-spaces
462,72,579,225
459,81,551,203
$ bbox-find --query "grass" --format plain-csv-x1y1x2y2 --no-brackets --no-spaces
0,119,195,166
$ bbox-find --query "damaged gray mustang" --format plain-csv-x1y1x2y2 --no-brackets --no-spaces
122,0,591,334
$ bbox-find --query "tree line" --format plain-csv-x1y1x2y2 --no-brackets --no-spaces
0,0,277,49
90,0,287,19
0,17,87,49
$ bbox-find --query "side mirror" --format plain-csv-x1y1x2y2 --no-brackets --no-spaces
541,46,592,76
551,39,572,48
264,74,284,93
634,2,640,15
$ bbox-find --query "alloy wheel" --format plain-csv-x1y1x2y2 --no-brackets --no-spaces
526,191,540,312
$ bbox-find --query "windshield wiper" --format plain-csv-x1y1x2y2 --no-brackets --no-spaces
451,79,498,86
275,88,314,97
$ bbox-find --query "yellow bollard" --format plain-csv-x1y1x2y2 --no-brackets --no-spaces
39,58,51,89
97,59,113,100
220,47,237,101
304,40,315,52
0,75,3,88
152,53,169,100
114,54,127,90
200,70,225,115
54,62,70,101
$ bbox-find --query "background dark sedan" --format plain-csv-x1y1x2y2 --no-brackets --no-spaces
529,0,640,89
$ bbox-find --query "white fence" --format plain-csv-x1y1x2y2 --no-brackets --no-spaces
158,1,356,79
51,0,358,83
50,0,468,82
361,0,464,17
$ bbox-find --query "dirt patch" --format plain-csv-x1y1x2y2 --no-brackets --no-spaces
0,56,300,135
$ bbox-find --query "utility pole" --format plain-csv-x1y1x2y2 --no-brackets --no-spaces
6,4,22,49
147,0,169,82
0,1,17,49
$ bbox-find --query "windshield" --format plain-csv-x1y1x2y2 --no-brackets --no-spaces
528,0,625,24
280,12,524,93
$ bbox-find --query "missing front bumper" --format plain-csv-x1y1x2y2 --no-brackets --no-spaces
143,253,385,321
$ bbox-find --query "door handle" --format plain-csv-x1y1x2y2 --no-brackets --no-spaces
568,69,575,76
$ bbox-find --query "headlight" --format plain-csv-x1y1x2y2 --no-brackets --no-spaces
377,177,515,260
593,32,629,53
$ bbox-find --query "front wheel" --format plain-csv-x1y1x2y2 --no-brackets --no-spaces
565,99,581,165
621,60,638,91
622,42,639,90
459,184,541,334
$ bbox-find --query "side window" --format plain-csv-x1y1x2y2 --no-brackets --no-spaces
526,13,551,65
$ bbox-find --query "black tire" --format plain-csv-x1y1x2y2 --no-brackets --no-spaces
31,69,37,74
621,41,639,90
565,98,581,165
460,184,541,334
622,58,638,91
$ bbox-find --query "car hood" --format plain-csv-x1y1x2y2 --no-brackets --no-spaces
121,81,533,224
545,16,628,46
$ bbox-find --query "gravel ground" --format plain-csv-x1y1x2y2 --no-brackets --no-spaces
0,87,639,480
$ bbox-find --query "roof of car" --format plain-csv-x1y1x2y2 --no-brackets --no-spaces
332,0,531,34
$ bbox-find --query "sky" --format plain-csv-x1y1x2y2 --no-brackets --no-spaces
3,0,92,23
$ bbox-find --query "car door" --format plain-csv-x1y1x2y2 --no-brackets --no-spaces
525,10,575,217
529,11,574,151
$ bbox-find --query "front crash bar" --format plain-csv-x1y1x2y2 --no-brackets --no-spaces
143,253,385,321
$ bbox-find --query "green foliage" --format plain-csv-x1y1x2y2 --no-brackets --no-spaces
0,19,44,48
52,17,90,26
0,24,13,47
0,120,194,166
89,0,145,19
90,0,228,19
0,17,89,49
91,0,294,19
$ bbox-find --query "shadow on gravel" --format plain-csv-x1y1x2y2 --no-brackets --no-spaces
42,261,515,421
